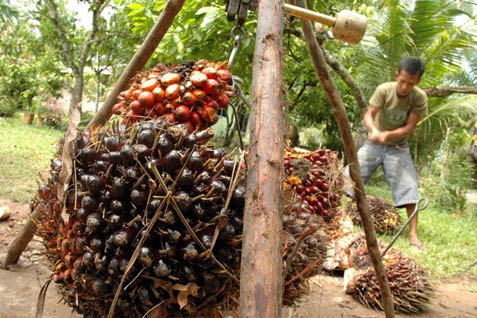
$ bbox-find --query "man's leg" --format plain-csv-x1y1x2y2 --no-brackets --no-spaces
383,144,425,249
344,141,384,196
406,203,425,249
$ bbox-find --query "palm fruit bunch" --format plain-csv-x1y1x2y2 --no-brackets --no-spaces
112,60,233,132
345,253,434,313
282,188,328,305
348,195,402,235
284,147,344,222
33,119,247,317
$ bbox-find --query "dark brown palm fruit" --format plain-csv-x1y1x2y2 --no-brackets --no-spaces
78,148,98,164
138,129,155,148
107,257,121,276
111,177,129,199
222,159,235,175
161,149,181,172
110,200,127,214
123,166,140,181
131,189,148,209
157,134,174,156
132,144,151,161
89,237,104,252
104,136,121,152
181,264,197,282
82,195,99,212
187,151,203,172
92,160,109,174
81,175,105,196
138,247,154,267
177,167,194,189
120,145,134,165
82,252,94,268
193,203,207,220
86,213,103,233
174,191,192,212
92,278,110,295
200,234,212,248
231,185,246,207
113,228,134,247
346,254,433,313
195,170,211,185
209,180,227,194
153,259,170,278
182,242,198,261
94,253,109,272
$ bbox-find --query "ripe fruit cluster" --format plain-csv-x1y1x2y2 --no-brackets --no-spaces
284,148,344,222
34,120,246,317
112,60,233,132
346,254,434,313
348,195,402,235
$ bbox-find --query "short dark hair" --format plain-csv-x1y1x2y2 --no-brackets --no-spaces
398,57,425,76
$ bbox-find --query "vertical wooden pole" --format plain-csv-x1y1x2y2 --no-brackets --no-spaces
293,1,395,317
87,0,185,130
239,0,284,317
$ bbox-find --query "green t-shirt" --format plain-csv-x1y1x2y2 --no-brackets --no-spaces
369,82,428,145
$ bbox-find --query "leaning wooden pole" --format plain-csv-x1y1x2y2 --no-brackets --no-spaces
293,0,395,317
239,0,285,317
2,0,185,269
87,0,185,130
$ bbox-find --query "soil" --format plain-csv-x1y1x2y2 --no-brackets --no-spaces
0,199,476,318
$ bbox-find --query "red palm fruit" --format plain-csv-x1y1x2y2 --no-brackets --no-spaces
190,71,208,87
161,72,180,86
112,103,124,115
171,97,183,107
132,89,142,100
165,84,180,100
121,88,134,100
141,79,159,91
174,105,191,122
205,99,219,110
163,113,176,124
130,100,142,114
126,110,140,121
184,120,195,133
202,67,217,80
204,79,220,95
139,91,154,108
154,102,166,116
190,111,202,126
217,69,231,83
217,93,229,108
201,105,218,124
153,86,165,101
182,91,197,105
192,88,206,100
320,182,328,192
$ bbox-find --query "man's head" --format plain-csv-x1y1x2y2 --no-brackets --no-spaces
395,57,425,97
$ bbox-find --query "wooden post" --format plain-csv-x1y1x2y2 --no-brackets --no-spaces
2,0,185,269
293,0,395,317
87,0,185,130
239,0,284,317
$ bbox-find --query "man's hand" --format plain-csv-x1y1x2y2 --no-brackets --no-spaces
225,0,257,26
369,127,380,143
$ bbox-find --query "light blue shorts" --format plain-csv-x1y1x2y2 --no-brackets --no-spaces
346,140,419,208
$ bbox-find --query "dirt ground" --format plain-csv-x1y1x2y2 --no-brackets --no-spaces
0,199,476,318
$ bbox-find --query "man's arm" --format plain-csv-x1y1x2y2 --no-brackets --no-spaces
377,112,421,144
363,106,380,142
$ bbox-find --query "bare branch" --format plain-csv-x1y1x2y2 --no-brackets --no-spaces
44,0,78,76
424,85,477,97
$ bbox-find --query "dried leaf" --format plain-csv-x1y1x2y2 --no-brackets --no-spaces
58,108,81,223
172,283,198,309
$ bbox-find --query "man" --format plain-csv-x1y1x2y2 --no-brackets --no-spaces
351,57,428,250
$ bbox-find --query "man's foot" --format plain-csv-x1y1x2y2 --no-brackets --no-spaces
410,240,427,251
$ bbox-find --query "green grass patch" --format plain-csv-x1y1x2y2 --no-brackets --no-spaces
366,184,477,279
0,114,63,203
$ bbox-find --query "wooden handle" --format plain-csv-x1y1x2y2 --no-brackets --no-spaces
283,3,336,26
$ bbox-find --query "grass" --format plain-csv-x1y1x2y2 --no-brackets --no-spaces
0,113,63,203
365,184,477,280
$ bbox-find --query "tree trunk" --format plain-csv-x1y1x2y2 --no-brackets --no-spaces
2,209,40,268
424,85,477,97
71,71,84,112
87,0,186,130
293,0,395,317
239,1,284,317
